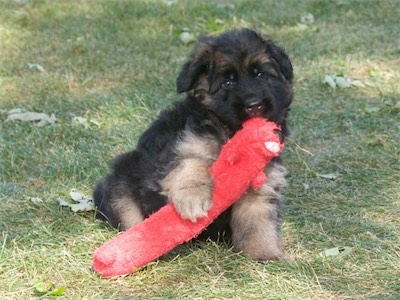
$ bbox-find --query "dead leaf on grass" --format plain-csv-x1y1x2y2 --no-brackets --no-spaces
179,31,196,45
71,116,99,128
324,74,363,89
364,134,388,147
300,13,315,25
34,281,66,296
58,189,94,212
318,246,352,261
315,173,341,180
6,111,56,126
303,161,341,180
27,63,46,73
71,116,88,127
29,197,44,204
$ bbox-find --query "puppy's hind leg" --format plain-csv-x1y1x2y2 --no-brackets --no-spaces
230,162,288,260
93,176,144,231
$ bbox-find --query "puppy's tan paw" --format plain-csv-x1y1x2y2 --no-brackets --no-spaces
172,185,212,222
161,157,214,222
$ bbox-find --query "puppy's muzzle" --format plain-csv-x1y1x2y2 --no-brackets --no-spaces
246,101,264,117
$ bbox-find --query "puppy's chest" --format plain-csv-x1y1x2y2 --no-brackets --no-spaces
175,130,223,163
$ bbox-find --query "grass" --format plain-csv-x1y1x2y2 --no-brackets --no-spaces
1,0,399,299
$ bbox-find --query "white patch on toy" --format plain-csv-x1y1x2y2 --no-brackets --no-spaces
264,141,280,153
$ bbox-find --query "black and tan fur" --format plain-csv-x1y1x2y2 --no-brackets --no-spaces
94,28,293,260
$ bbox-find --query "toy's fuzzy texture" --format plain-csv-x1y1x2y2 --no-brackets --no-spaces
93,118,284,278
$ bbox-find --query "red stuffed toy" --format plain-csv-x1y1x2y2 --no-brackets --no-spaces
93,117,284,278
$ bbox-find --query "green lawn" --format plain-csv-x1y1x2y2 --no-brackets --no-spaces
1,0,399,299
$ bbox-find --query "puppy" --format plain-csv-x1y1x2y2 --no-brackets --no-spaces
94,28,293,260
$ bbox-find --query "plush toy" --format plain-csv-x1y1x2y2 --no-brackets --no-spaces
93,117,285,278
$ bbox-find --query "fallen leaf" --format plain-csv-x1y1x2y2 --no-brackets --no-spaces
324,75,337,89
59,189,95,212
71,116,88,127
35,281,53,294
5,112,56,126
316,173,341,180
27,63,45,73
6,112,49,122
69,200,94,212
69,189,85,201
29,197,43,204
335,76,352,88
8,108,24,114
365,134,388,147
58,198,70,207
305,162,340,180
179,31,196,45
49,287,66,296
336,76,352,88
34,281,66,296
300,13,315,25
324,74,361,89
318,246,352,260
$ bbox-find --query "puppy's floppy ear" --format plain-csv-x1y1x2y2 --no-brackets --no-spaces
264,40,293,82
176,40,213,93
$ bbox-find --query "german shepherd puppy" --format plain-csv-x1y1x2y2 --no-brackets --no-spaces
94,28,293,260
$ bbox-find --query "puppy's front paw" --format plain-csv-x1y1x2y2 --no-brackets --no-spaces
172,185,212,222
161,158,214,222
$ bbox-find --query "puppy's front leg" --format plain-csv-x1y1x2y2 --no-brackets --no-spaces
161,132,220,222
162,158,213,222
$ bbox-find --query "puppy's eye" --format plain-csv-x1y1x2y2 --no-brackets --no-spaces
222,79,235,88
256,72,267,79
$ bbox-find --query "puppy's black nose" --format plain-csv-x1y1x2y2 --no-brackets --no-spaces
246,101,263,116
